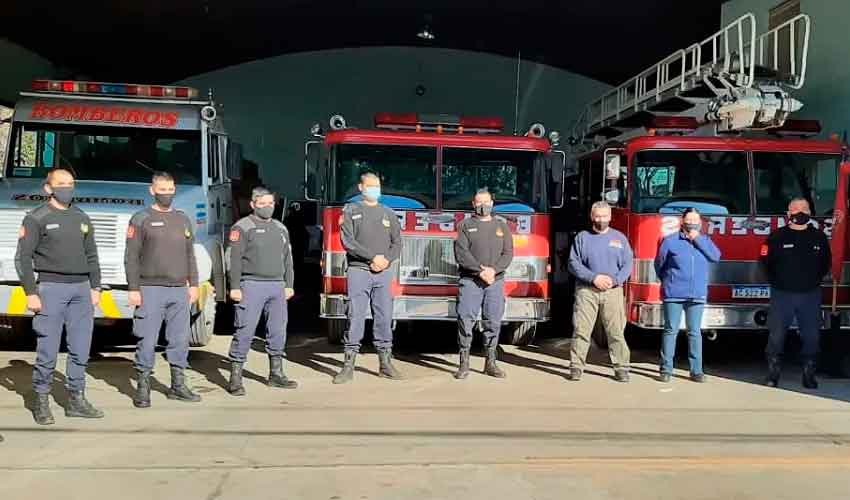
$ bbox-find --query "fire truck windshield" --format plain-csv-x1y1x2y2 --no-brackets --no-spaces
632,150,749,215
5,122,202,184
332,144,437,209
441,148,544,213
753,152,840,216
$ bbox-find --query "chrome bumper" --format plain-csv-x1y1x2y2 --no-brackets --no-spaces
634,302,850,330
320,294,550,322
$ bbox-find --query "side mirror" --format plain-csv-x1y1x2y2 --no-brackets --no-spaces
604,150,621,179
304,140,321,201
226,141,243,180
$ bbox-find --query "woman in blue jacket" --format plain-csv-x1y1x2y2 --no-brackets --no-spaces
654,208,721,383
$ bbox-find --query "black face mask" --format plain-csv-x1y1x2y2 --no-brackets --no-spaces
51,186,74,205
154,193,174,209
593,221,609,232
789,212,811,225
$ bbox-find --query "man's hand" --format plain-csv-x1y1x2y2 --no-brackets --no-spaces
285,288,295,300
479,266,496,285
372,254,390,271
90,290,101,307
592,274,614,290
26,294,42,313
128,291,142,307
188,286,199,304
686,230,699,241
230,289,243,302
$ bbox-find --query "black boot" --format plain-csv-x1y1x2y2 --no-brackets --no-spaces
454,350,470,380
32,393,54,425
378,350,405,380
269,356,298,389
66,390,105,418
134,370,152,408
228,361,246,396
802,360,819,389
483,347,506,378
167,366,201,402
333,351,356,384
765,356,781,387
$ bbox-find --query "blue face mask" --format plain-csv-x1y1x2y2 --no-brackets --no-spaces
363,186,381,201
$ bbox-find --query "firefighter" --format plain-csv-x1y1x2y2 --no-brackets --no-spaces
761,197,830,389
16,168,104,425
226,187,298,395
333,172,404,384
453,188,513,379
126,171,202,407
567,201,633,382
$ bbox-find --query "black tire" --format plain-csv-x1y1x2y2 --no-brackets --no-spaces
501,321,537,346
591,317,608,349
324,318,347,345
189,293,217,347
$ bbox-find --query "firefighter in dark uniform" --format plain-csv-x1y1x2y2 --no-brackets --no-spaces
761,197,830,389
453,188,513,379
125,172,202,407
16,168,104,425
333,172,404,384
226,187,298,395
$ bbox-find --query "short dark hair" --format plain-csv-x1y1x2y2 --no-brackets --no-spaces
46,168,75,183
251,186,274,202
151,171,174,184
682,207,700,218
474,188,493,201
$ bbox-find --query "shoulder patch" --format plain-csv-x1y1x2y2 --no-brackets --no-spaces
80,223,90,234
234,217,257,232
229,229,241,242
18,226,26,239
126,225,136,239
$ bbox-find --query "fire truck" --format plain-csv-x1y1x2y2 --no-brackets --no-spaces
0,80,239,346
304,113,566,345
561,12,850,355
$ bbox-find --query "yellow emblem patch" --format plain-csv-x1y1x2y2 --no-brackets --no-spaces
184,228,192,239
80,223,89,234
496,228,504,237
382,218,391,227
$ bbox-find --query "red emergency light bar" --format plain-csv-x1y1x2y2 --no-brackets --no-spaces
31,80,199,100
374,112,504,134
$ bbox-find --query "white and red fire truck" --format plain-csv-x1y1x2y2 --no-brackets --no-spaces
560,12,850,360
0,80,240,345
304,113,566,345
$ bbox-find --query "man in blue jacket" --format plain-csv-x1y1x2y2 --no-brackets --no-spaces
654,208,721,383
568,201,634,382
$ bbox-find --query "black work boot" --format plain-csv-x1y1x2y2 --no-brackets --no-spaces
228,361,246,396
454,350,471,380
802,360,819,389
269,355,298,389
66,390,105,418
614,368,630,383
765,357,781,388
167,366,201,402
32,393,54,425
483,347,506,378
133,370,152,408
569,366,583,381
333,351,357,384
378,350,405,380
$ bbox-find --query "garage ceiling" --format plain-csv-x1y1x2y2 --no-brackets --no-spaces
5,0,728,85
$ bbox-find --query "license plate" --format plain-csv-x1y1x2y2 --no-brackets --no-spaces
732,286,770,299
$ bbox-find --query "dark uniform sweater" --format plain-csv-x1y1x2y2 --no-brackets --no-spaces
227,215,294,287
454,217,514,279
761,225,830,292
340,202,402,270
124,208,199,290
15,203,101,295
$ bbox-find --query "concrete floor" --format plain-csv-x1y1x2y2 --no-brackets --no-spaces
1,328,849,500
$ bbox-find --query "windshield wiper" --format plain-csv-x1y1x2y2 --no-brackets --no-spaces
135,159,157,174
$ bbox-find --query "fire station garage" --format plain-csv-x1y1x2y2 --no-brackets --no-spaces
1,1,850,499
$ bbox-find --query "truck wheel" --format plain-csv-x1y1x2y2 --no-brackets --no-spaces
189,293,217,347
324,319,347,345
501,321,537,346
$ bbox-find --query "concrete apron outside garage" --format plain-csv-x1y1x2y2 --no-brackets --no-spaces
1,334,849,500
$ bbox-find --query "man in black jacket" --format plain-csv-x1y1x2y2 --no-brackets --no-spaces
761,197,830,389
16,168,104,424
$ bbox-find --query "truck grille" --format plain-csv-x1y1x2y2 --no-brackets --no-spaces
398,236,458,285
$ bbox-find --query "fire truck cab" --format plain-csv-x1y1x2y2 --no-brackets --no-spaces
0,80,239,346
305,113,566,345
560,12,850,336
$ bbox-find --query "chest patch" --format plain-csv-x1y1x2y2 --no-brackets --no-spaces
609,239,623,249
46,223,59,230
352,213,362,220
468,227,478,233
255,229,266,234
783,243,794,249
151,221,165,227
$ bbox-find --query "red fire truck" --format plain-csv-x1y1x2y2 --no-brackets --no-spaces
304,113,566,345
560,12,850,360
